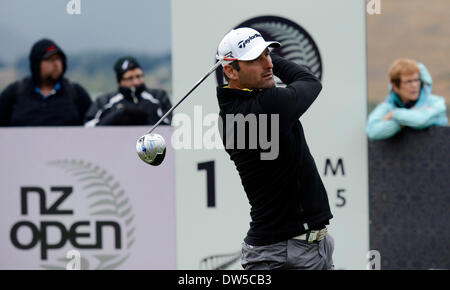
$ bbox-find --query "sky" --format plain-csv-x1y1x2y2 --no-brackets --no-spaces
0,0,172,64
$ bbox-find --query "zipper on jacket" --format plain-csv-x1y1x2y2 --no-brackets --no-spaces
131,86,138,104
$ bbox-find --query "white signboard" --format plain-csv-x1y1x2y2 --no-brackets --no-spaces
0,127,176,269
172,0,368,269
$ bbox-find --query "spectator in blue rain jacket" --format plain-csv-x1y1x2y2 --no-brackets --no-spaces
366,59,447,141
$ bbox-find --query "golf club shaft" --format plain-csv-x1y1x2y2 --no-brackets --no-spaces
146,61,223,135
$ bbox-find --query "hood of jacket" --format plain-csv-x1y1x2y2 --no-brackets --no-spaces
29,39,67,85
386,63,432,108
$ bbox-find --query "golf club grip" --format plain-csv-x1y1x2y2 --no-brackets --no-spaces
146,61,222,135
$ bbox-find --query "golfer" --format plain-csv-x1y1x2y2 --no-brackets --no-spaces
216,27,334,270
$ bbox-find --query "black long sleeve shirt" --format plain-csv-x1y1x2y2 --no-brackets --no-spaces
216,54,332,246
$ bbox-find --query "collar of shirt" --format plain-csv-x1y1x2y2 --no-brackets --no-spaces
35,82,61,99
224,85,254,92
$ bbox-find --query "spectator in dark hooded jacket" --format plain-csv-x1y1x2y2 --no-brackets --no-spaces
84,56,172,126
0,38,92,126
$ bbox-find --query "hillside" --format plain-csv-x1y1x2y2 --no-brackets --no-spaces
0,52,172,99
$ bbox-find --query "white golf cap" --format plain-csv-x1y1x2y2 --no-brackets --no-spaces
217,27,280,65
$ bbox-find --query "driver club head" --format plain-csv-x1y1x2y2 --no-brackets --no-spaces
136,133,166,166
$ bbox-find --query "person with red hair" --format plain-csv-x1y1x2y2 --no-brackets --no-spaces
366,59,447,140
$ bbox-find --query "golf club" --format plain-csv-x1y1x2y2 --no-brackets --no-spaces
136,57,237,166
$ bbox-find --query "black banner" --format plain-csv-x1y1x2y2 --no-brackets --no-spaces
369,127,450,270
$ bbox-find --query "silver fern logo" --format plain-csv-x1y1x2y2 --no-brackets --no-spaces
38,159,135,270
216,15,322,86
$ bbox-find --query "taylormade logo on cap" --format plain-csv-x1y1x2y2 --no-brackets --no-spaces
217,27,280,65
237,33,262,48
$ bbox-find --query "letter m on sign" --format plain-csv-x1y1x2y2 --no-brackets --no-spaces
324,158,345,176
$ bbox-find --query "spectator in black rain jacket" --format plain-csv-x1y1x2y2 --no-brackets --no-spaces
84,56,172,126
0,39,92,126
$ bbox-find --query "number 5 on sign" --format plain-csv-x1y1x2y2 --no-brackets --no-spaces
197,161,216,208
336,189,346,207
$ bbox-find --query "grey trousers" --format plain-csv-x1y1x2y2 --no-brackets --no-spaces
241,234,335,270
